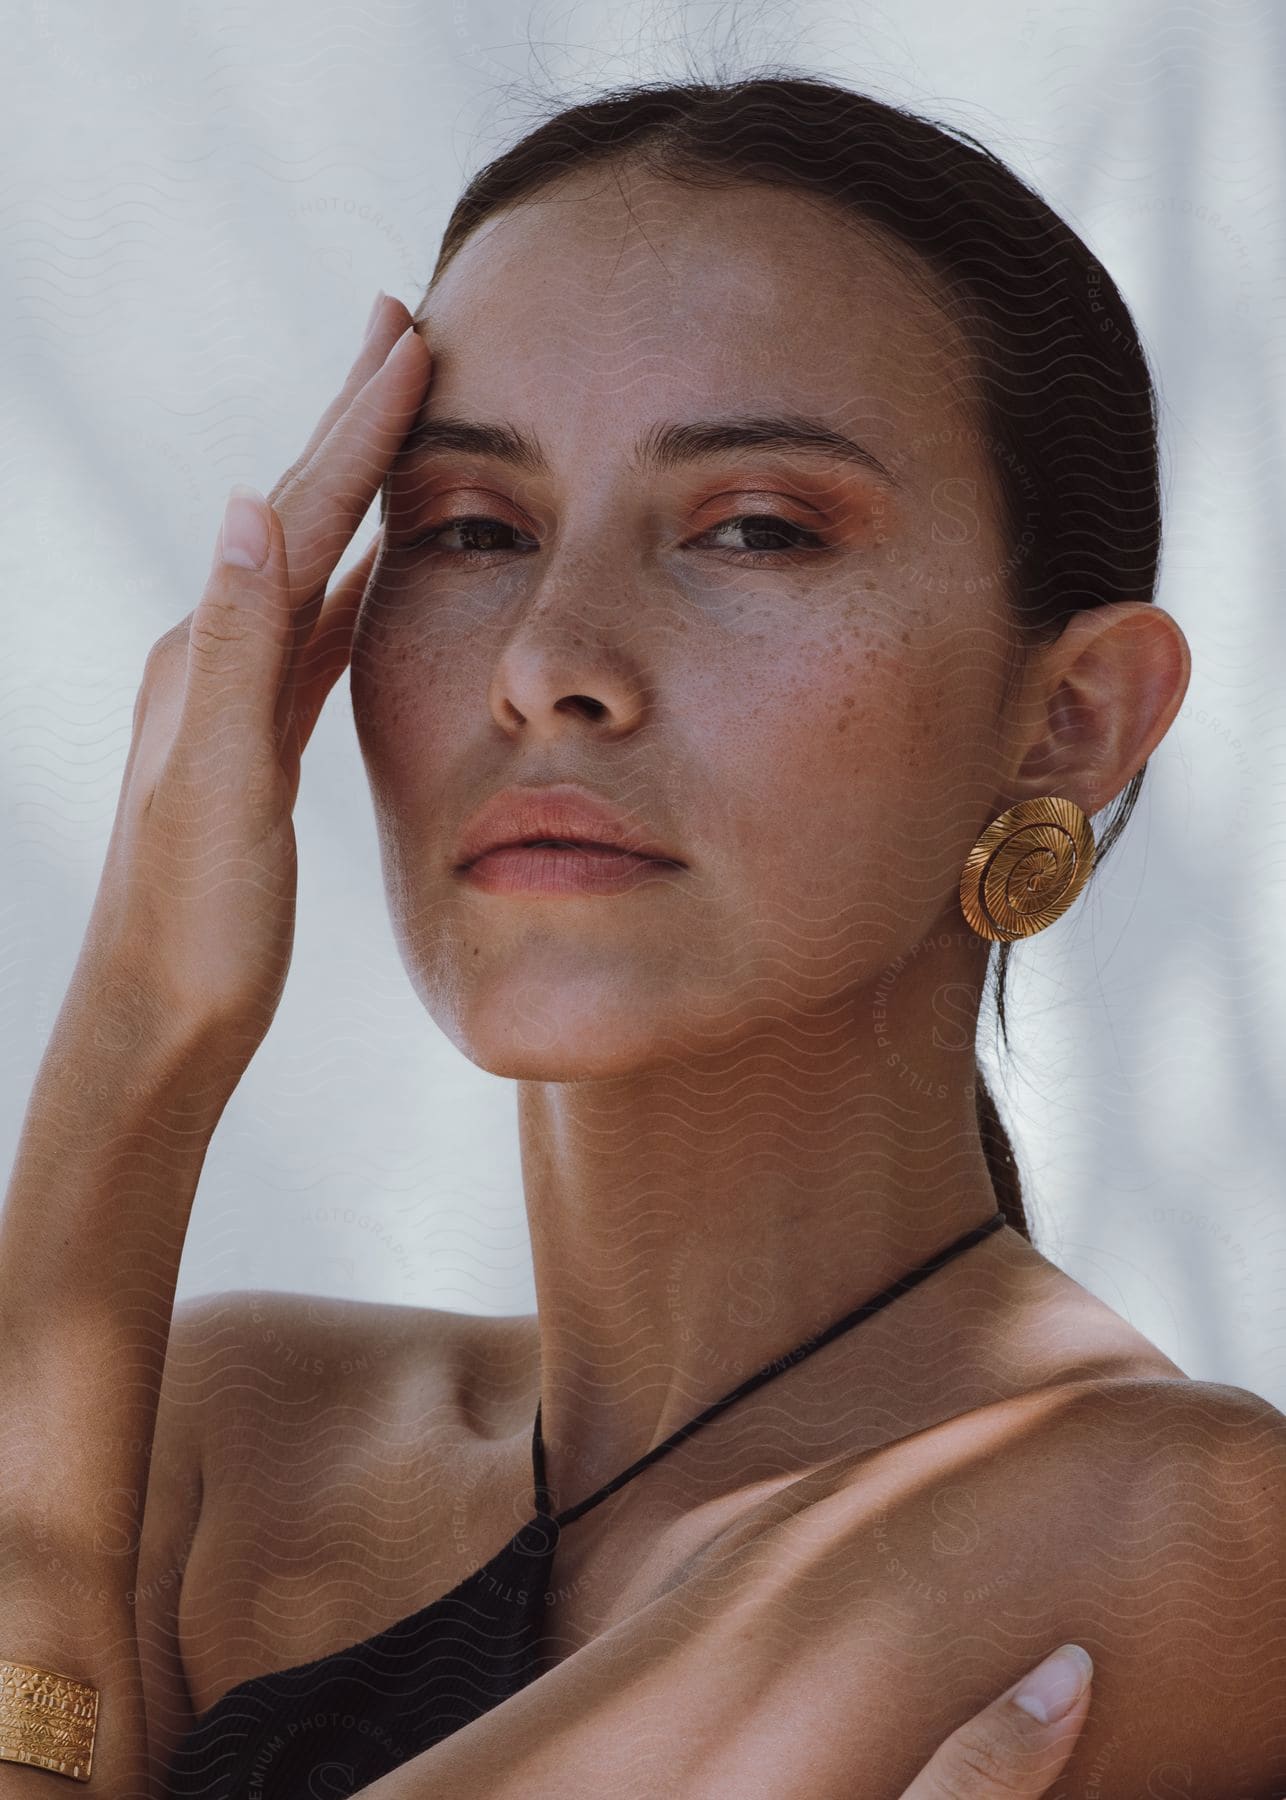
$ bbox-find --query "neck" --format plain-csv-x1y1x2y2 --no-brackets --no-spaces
520,947,1007,1515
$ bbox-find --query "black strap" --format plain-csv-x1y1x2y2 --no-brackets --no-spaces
531,1208,1006,1527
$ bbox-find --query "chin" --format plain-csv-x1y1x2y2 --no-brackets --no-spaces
446,1008,670,1084
406,945,678,1082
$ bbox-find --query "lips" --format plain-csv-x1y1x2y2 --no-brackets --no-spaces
454,784,685,871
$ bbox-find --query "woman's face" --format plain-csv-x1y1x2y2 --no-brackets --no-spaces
351,169,1023,1077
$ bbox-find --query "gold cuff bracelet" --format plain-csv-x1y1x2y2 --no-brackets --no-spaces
0,1659,98,1782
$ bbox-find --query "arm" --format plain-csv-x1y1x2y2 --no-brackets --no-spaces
677,1382,1282,1792
666,1377,1286,1799
0,293,429,1794
350,1378,1283,1800
348,1641,1096,1800
131,1296,217,1783
0,957,244,1793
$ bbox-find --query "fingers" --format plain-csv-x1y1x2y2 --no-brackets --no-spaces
178,485,293,757
271,315,429,611
897,1644,1093,1799
173,300,426,781
268,292,414,507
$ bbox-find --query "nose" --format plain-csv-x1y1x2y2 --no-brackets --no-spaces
485,550,651,742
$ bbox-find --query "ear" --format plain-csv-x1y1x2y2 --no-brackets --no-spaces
1005,602,1192,816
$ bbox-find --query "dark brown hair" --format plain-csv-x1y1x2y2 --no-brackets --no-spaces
422,76,1163,1244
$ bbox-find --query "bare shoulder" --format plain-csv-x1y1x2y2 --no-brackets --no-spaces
495,1374,1283,1799
165,1287,465,1413
350,1372,1286,1800
138,1290,476,1761
136,1289,506,1749
164,1287,538,1427
680,1372,1286,1798
962,1376,1286,1795
157,1285,487,1571
154,1290,545,1719
152,1288,463,1525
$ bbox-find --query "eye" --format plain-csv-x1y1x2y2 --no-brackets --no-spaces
695,513,828,560
404,515,538,560
398,510,830,565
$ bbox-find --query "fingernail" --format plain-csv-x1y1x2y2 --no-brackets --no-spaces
221,483,271,570
1012,1643,1093,1725
363,289,388,343
381,323,418,365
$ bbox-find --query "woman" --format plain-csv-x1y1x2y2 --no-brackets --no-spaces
1,78,1281,1798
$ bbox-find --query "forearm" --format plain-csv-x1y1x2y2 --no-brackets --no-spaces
0,1513,144,1791
348,1587,716,1800
0,950,241,1791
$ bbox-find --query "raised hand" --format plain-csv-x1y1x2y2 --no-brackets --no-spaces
83,292,429,1062
0,293,429,1795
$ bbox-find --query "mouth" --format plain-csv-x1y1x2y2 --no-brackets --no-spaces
496,837,665,857
458,836,681,866
452,781,686,885
457,837,684,897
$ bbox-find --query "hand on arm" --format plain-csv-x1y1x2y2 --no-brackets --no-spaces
349,1377,1284,1800
896,1642,1093,1798
691,1378,1286,1800
0,293,430,1792
344,1642,1095,1799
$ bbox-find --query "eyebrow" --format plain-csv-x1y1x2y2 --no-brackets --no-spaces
380,411,901,519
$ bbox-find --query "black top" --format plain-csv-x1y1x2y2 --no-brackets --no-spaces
162,1210,1005,1798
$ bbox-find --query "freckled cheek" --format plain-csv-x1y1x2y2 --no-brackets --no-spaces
696,646,880,878
350,615,473,785
865,666,980,874
815,631,928,754
775,643,965,868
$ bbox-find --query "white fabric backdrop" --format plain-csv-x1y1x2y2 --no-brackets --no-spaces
3,0,1282,1410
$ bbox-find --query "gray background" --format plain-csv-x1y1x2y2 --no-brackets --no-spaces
3,0,1282,1409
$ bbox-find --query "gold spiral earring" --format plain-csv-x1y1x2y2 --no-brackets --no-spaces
959,795,1096,943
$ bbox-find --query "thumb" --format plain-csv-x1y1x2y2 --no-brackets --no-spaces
899,1644,1093,1798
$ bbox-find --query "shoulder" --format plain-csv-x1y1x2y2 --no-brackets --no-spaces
1016,1367,1286,1473
936,1375,1286,1795
1018,1373,1286,1564
799,1369,1285,1588
941,1378,1283,1794
392,1375,1286,1800
164,1287,469,1439
143,1286,475,1567
667,1375,1286,1798
160,1288,542,1488
1017,1374,1286,1616
805,1371,1285,1542
136,1291,480,1765
166,1284,466,1365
